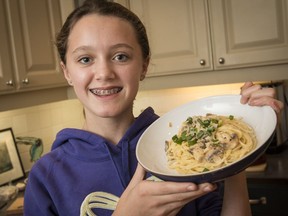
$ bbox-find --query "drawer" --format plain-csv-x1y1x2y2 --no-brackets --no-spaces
248,182,288,216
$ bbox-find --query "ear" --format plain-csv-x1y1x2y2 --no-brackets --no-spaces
60,61,73,85
140,57,150,81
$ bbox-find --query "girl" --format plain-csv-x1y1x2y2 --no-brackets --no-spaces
24,1,283,215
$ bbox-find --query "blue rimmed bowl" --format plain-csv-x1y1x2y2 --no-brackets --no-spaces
136,95,277,183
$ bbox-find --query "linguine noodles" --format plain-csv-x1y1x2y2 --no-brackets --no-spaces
165,114,257,174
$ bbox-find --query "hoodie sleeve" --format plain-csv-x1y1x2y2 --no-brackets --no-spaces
195,182,223,216
24,160,58,215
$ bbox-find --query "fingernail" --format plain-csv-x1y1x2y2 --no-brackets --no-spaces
203,184,216,192
203,186,213,192
187,185,197,191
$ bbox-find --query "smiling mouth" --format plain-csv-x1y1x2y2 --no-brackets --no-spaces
89,87,122,96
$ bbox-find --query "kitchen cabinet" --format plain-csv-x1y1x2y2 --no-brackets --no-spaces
115,0,288,88
0,0,15,93
123,0,213,76
0,0,74,94
248,182,288,216
209,0,288,70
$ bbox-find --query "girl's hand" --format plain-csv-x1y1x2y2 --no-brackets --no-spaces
240,81,284,113
113,164,217,216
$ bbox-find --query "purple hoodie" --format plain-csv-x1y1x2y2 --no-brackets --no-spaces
24,107,222,216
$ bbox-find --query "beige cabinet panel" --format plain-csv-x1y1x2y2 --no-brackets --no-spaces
0,0,15,92
129,0,212,76
0,0,74,95
209,0,288,69
8,0,66,91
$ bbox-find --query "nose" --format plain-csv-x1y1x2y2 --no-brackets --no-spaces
93,59,116,81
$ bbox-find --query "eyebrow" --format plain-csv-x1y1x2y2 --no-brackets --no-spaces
72,44,134,54
72,46,94,54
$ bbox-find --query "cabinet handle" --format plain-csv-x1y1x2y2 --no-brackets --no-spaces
249,197,267,205
199,59,206,66
6,80,14,86
22,78,29,84
218,57,225,64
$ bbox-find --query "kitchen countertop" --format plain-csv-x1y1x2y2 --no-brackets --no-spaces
246,143,288,184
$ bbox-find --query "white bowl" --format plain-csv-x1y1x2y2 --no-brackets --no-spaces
136,95,277,183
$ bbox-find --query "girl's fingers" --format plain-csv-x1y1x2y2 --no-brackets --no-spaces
248,96,284,113
248,87,275,99
239,82,283,113
153,183,218,211
141,180,215,196
240,82,262,104
129,163,217,196
128,164,216,196
151,182,217,202
240,81,253,91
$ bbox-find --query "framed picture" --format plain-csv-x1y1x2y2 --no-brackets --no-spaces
0,128,25,186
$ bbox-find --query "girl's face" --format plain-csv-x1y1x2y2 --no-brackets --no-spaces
61,14,148,119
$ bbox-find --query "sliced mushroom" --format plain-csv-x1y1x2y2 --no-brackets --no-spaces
205,148,223,163
190,146,204,162
216,132,239,149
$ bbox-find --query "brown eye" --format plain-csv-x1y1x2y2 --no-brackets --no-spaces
79,57,92,64
113,54,128,62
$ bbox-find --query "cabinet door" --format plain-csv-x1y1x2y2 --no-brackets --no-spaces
209,0,288,70
6,0,67,91
0,0,15,92
248,182,288,216
129,0,213,77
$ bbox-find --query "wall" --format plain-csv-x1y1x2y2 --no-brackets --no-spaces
0,99,84,172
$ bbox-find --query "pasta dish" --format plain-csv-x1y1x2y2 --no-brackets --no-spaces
165,114,257,174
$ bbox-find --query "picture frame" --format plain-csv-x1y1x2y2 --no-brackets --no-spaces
0,128,25,186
